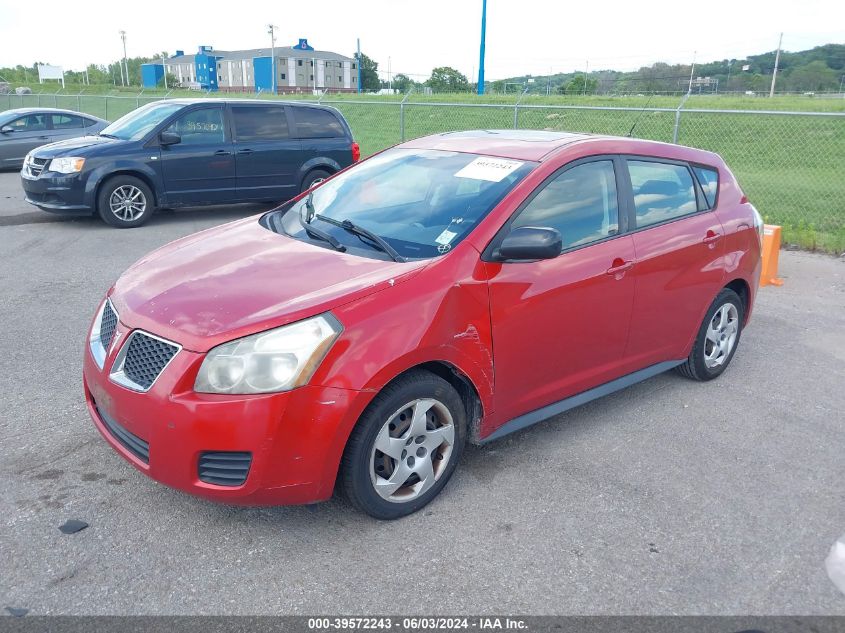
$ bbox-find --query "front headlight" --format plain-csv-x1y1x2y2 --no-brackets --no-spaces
194,314,342,394
49,157,86,174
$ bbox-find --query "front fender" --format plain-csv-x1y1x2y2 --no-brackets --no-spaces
84,157,164,207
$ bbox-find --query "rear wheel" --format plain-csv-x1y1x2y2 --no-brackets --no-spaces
97,175,155,228
300,169,331,194
340,370,466,519
676,288,743,381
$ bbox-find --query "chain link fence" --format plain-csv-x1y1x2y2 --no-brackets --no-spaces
4,92,844,252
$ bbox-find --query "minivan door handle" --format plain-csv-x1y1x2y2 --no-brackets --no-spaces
606,259,634,276
236,148,253,155
214,149,232,156
703,230,722,245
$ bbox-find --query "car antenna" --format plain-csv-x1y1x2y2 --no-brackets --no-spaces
626,93,656,138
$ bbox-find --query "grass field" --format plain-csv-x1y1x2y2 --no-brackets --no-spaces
4,88,844,252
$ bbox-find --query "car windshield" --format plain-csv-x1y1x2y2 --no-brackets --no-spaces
267,148,536,260
100,102,184,141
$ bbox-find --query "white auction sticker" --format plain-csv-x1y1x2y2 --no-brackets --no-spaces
454,157,524,182
435,229,458,245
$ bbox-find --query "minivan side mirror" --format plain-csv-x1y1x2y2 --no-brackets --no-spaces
159,131,181,146
0,125,13,134
497,226,562,261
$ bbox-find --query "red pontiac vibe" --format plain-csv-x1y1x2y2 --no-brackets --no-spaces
83,130,763,519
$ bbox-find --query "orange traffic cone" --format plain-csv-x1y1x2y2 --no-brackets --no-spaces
760,225,784,287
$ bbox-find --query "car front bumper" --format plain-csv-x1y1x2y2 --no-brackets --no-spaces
82,318,367,506
21,171,93,215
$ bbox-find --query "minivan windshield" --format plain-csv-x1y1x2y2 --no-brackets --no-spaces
268,148,536,260
100,102,184,141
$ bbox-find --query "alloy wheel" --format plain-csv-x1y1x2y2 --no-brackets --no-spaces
704,303,739,369
109,185,147,221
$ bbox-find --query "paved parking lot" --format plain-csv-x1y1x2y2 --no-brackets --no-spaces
1,170,844,615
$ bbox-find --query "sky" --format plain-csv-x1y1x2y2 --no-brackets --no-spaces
1,0,843,81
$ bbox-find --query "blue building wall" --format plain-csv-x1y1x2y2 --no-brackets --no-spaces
141,63,164,88
194,46,219,90
253,56,273,92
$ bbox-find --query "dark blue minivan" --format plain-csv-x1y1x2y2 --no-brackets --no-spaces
20,99,359,228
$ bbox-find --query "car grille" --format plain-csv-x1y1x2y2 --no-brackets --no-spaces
96,404,150,464
119,333,179,391
99,301,118,350
26,157,48,177
198,452,253,486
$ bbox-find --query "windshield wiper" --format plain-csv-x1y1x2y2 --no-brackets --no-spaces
297,204,346,253
98,132,120,139
314,214,405,263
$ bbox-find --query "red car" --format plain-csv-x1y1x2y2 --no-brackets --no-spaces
83,130,763,519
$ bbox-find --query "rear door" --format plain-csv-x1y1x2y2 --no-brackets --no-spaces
231,104,302,202
290,106,353,172
486,157,637,426
49,113,93,142
622,157,726,368
159,104,236,205
0,113,52,167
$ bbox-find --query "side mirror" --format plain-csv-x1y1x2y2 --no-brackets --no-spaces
497,226,562,261
159,131,181,146
0,125,14,134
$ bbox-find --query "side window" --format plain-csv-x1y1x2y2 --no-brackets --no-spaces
231,106,289,142
293,107,344,138
628,160,698,228
512,160,619,250
692,165,719,208
165,108,225,145
8,114,47,131
51,114,86,129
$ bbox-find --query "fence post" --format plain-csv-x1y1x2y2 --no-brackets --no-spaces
514,86,529,129
400,86,413,142
104,95,108,120
672,92,690,144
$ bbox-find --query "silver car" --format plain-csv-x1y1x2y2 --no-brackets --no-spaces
0,108,108,170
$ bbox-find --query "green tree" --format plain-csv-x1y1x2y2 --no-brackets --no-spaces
427,66,469,93
392,73,413,93
786,60,838,92
558,74,598,95
355,52,379,91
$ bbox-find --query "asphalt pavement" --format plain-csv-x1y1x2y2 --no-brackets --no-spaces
0,170,843,615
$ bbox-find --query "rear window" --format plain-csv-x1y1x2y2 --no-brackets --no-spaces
293,107,344,138
627,160,698,228
51,114,87,129
692,165,719,208
232,105,289,141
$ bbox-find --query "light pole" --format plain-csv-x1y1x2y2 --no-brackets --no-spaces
267,24,278,94
161,53,168,90
119,30,129,87
477,0,487,95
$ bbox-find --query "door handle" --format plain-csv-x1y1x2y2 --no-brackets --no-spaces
214,149,232,156
606,259,634,276
703,230,722,244
236,148,253,155
38,136,50,140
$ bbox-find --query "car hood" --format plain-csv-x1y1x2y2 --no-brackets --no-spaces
32,135,125,158
110,217,427,353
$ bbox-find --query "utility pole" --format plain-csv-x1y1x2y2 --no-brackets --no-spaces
267,24,278,94
357,38,362,93
477,0,487,95
687,51,696,94
725,60,732,93
583,60,589,95
769,32,783,98
161,54,168,90
119,30,129,87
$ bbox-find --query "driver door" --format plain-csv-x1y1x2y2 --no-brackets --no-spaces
159,105,236,206
1,113,52,167
486,157,637,428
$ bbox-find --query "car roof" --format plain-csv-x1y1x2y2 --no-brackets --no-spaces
155,98,335,110
399,129,720,164
1,107,99,116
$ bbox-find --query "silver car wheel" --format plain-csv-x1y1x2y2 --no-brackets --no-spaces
704,303,739,369
109,185,147,221
369,398,455,504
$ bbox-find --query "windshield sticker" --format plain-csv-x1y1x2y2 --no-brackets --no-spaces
454,157,524,182
435,229,458,246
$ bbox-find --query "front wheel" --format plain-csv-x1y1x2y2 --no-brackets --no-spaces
676,288,744,381
339,370,467,519
97,176,155,228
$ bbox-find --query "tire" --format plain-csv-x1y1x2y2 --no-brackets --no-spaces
339,370,467,520
97,175,155,228
300,169,331,194
676,288,744,381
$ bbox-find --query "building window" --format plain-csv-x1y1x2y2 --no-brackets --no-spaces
310,74,314,81
297,59,303,66
281,73,286,80
352,63,356,69
339,76,342,82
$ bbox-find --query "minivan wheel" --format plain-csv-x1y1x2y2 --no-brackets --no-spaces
676,288,744,381
301,169,331,193
340,370,466,520
97,176,155,228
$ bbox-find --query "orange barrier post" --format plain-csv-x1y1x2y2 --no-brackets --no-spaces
760,224,784,287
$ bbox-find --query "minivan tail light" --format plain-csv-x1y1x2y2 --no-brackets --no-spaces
351,142,361,163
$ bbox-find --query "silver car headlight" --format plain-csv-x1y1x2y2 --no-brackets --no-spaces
49,157,86,174
194,314,342,394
